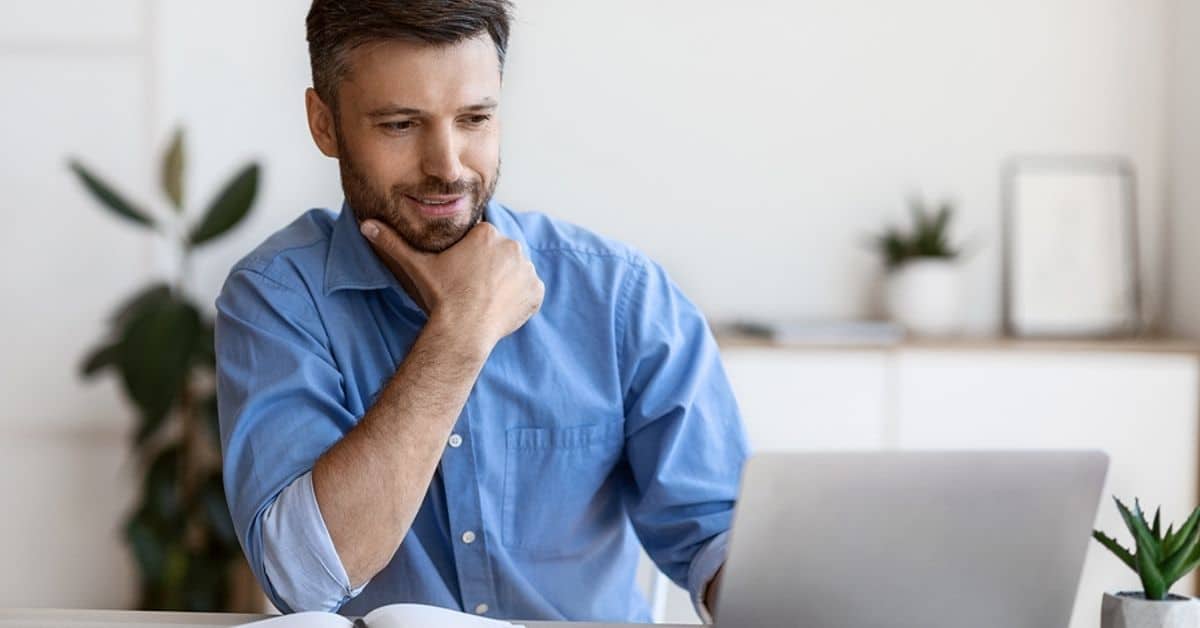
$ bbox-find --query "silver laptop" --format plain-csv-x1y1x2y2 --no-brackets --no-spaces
716,450,1109,628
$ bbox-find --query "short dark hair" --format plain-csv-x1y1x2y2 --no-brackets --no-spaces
306,0,514,109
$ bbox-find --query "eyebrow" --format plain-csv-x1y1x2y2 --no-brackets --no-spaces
366,98,498,118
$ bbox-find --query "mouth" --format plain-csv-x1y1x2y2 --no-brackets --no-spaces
405,194,469,218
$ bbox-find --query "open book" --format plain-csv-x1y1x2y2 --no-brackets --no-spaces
237,603,526,628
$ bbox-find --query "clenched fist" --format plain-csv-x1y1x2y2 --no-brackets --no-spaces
360,218,544,349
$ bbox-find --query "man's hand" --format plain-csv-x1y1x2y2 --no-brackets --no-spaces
361,219,544,349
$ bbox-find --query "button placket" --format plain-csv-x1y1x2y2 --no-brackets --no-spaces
440,408,498,616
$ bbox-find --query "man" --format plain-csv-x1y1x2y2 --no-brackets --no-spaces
215,0,748,622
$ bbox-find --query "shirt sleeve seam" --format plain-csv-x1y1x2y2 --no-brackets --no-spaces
228,267,323,321
224,267,336,358
613,259,649,379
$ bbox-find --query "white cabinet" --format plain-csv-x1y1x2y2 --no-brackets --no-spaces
711,340,1200,628
721,348,890,451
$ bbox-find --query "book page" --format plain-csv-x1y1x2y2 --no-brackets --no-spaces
364,604,524,628
236,611,353,628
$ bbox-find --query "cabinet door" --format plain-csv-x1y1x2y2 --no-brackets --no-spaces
896,349,1200,628
720,347,890,451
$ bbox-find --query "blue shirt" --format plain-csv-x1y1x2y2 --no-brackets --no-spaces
214,200,749,622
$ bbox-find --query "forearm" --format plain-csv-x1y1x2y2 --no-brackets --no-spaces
312,314,491,586
704,565,724,617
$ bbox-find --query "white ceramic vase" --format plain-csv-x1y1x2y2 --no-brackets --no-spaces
884,258,963,337
1102,591,1200,628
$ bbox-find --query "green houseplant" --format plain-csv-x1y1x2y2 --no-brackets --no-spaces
69,128,260,611
1093,497,1200,627
870,197,963,337
871,197,960,271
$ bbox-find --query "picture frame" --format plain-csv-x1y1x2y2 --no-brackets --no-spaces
1001,156,1140,338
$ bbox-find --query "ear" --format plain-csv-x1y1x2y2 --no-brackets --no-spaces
305,87,340,159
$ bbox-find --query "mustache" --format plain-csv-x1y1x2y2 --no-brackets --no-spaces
393,177,478,198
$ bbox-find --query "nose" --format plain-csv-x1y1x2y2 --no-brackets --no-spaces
420,122,465,184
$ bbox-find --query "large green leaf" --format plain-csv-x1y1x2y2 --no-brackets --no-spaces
144,445,183,523
125,509,166,583
162,128,185,212
68,160,156,228
116,294,203,443
188,163,259,246
112,282,173,328
80,342,120,378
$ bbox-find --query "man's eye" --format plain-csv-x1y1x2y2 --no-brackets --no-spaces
382,121,415,132
463,115,491,126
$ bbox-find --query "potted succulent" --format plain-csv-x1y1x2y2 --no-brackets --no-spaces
871,197,963,336
1093,497,1200,628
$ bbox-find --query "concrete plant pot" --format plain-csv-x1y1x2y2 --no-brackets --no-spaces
1101,591,1200,628
884,258,963,337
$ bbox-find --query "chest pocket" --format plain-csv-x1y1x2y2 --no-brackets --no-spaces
502,422,625,556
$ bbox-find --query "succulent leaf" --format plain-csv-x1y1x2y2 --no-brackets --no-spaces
1092,530,1136,571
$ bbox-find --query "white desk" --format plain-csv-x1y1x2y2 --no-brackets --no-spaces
0,609,692,628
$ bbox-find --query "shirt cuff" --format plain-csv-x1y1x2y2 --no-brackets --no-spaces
261,470,369,612
686,531,730,624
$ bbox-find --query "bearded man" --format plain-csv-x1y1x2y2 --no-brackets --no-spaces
215,1,748,622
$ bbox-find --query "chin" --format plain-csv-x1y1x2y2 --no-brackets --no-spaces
404,218,474,253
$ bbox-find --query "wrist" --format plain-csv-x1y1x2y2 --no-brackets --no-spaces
424,311,495,362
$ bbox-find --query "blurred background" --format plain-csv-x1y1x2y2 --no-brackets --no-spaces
2,0,1199,625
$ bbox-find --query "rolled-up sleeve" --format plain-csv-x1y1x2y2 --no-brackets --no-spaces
615,259,749,618
215,267,362,612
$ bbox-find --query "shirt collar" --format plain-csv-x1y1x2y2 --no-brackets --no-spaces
323,198,523,299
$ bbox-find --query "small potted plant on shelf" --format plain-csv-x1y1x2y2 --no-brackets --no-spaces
871,197,963,337
1093,497,1200,628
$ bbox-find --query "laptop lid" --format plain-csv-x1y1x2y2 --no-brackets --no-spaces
716,450,1109,628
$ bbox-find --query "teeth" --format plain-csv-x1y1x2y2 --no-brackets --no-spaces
419,198,452,205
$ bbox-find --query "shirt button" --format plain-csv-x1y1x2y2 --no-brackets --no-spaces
461,530,476,544
448,433,463,448
474,603,489,615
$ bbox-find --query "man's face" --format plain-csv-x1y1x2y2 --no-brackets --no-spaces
330,34,501,253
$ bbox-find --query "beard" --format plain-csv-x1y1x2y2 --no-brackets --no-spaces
337,134,498,253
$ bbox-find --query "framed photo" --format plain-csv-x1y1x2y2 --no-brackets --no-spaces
1001,156,1140,337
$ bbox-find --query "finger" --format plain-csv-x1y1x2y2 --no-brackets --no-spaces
359,218,433,281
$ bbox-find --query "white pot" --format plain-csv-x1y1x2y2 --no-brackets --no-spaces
884,258,963,337
1102,591,1200,628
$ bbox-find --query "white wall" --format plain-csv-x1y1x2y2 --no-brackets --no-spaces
0,0,149,608
159,0,1173,334
501,0,1170,331
1167,0,1200,337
